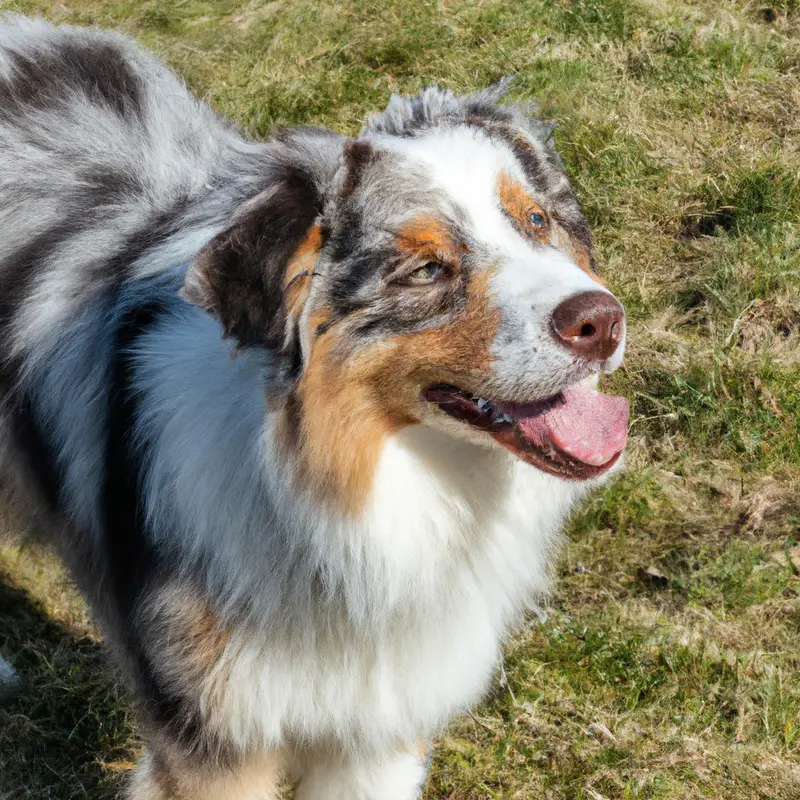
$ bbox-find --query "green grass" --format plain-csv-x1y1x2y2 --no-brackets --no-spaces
1,0,800,797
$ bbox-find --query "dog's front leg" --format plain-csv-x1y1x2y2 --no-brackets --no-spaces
294,742,430,800
127,746,286,800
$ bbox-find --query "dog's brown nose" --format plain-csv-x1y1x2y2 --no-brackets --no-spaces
551,291,625,361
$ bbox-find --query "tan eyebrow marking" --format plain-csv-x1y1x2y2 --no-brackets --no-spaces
498,172,603,283
497,171,550,245
395,215,460,263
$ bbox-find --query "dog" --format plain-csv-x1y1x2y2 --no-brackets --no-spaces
0,14,629,799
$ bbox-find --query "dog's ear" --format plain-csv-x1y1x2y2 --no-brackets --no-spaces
183,129,343,371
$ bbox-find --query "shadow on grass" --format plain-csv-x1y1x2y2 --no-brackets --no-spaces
0,573,136,800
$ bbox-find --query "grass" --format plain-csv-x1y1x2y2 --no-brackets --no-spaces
1,0,799,797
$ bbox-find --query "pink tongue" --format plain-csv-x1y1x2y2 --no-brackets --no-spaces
516,386,630,466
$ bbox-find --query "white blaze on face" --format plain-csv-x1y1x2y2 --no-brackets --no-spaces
373,125,522,245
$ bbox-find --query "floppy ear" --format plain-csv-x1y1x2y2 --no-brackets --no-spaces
182,130,343,372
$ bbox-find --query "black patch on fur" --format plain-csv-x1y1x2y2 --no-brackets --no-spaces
461,111,555,194
76,165,146,207
552,208,595,254
0,219,87,314
103,301,163,624
341,139,378,197
349,312,425,341
284,334,304,384
0,37,143,122
502,132,550,191
327,261,469,350
186,165,321,350
326,207,364,265
326,247,393,319
91,201,191,284
104,300,234,760
321,141,384,300
0,212,148,543
4,394,63,515
0,201,190,390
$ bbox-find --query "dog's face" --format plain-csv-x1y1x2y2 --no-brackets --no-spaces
185,85,629,509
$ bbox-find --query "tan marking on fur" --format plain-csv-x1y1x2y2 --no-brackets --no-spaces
397,737,429,763
283,225,322,321
139,583,232,733
418,738,428,763
550,223,604,284
497,172,550,245
308,305,333,336
127,746,286,800
286,271,500,514
288,330,408,515
396,215,460,265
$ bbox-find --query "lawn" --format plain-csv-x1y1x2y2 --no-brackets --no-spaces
1,0,799,797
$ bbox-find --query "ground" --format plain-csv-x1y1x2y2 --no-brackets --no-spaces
0,0,799,797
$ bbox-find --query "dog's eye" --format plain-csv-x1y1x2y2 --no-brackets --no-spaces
408,262,445,285
529,211,547,229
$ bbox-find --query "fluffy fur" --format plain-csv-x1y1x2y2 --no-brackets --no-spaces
0,16,627,798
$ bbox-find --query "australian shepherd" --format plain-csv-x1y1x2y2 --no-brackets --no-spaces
0,15,630,799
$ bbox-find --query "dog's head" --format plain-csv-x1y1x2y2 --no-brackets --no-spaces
184,83,629,509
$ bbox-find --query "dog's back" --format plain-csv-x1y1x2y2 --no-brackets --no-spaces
0,15,232,299
0,15,265,565
0,20,288,672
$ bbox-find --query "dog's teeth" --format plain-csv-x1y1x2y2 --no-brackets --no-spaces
476,398,493,412
489,405,513,423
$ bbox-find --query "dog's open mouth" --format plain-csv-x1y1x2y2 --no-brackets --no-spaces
423,384,630,480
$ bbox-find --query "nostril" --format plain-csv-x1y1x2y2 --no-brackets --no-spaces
551,290,625,361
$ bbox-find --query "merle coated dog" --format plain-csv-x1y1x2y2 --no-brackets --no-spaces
0,15,628,798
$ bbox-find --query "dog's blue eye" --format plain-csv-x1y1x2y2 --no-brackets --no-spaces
409,262,444,284
529,211,547,228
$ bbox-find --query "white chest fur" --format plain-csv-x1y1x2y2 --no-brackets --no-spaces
204,427,586,754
